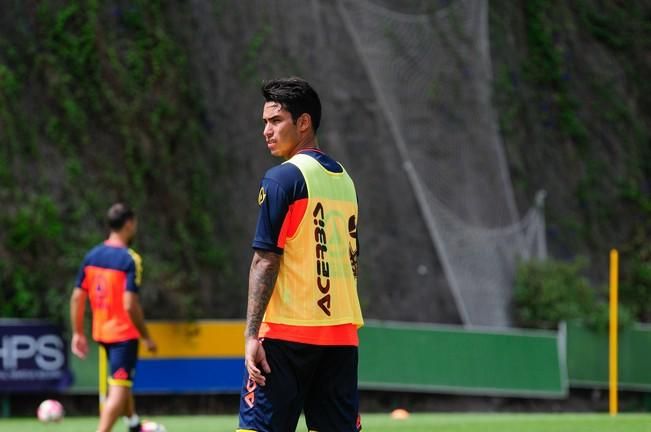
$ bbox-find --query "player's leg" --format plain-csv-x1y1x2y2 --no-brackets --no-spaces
98,339,140,432
304,346,361,432
125,391,135,417
98,384,130,432
123,391,141,432
121,339,141,432
238,338,318,432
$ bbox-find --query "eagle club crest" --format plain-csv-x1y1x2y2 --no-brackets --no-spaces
258,186,266,206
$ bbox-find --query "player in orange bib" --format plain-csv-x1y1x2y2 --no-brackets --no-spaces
70,203,156,432
237,77,363,432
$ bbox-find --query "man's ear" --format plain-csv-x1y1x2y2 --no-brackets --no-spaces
298,113,312,132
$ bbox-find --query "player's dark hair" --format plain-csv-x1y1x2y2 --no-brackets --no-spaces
107,203,135,230
261,77,322,133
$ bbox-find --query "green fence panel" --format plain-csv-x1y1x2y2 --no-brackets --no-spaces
358,321,566,397
567,321,651,390
71,320,651,396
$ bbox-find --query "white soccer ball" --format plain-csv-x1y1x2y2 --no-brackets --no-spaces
37,399,64,422
141,421,167,432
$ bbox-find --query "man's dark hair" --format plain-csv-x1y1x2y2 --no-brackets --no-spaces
261,77,322,132
107,203,135,230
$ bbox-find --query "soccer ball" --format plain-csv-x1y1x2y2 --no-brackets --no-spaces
390,408,410,420
37,399,64,422
141,421,167,432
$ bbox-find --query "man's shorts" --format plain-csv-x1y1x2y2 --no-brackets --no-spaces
101,339,139,388
238,338,362,432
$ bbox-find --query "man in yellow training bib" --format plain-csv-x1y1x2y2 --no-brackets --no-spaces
237,77,363,432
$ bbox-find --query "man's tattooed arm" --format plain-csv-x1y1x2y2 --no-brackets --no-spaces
245,250,281,339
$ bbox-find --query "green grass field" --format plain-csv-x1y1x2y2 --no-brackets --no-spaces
1,413,650,432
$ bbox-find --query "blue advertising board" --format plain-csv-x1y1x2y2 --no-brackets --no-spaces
0,319,72,392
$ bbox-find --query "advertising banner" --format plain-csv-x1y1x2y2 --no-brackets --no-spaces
0,319,72,392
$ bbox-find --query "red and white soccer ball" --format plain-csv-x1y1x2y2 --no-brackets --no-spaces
141,421,167,432
37,399,64,422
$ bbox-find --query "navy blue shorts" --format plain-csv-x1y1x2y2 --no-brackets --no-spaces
101,339,139,387
238,338,361,432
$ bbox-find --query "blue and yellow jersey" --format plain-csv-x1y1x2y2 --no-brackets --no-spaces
75,241,142,344
253,149,363,346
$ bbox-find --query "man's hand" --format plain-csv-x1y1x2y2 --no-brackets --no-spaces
71,333,88,359
143,337,157,354
245,337,271,386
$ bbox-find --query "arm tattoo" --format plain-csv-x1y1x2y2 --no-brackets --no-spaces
245,250,281,338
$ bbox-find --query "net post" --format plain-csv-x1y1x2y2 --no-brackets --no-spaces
99,344,107,413
609,249,619,416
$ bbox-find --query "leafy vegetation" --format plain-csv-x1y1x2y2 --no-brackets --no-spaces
0,0,228,322
621,239,651,322
0,0,649,325
491,0,650,320
523,0,588,147
514,258,632,330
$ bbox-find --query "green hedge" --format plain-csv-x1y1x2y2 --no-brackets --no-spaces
514,258,633,331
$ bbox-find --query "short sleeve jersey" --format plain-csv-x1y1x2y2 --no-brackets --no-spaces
253,149,344,254
76,241,142,343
